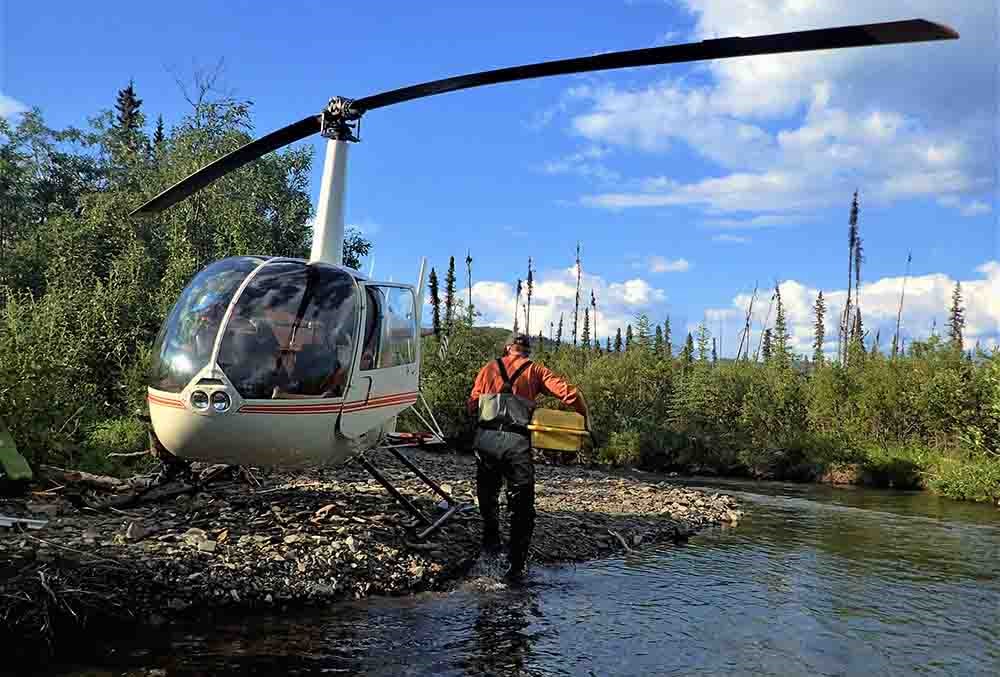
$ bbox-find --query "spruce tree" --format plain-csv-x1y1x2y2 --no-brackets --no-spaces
581,308,591,349
948,282,965,351
572,242,582,346
842,190,859,362
428,268,442,337
606,336,612,352
590,289,598,349
512,278,522,332
625,324,634,351
812,291,826,364
614,328,623,353
466,251,474,322
444,256,457,330
848,311,866,366
636,314,651,352
712,338,718,364
555,313,564,346
681,332,695,365
525,257,534,335
654,325,664,354
114,80,143,134
773,285,790,366
663,317,673,358
761,329,773,363
696,323,711,361
152,114,166,146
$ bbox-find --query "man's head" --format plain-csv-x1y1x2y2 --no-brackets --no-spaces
505,333,531,356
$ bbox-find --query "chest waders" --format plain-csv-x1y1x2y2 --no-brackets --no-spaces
474,359,537,576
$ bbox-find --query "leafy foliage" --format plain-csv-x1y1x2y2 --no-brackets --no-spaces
0,85,370,470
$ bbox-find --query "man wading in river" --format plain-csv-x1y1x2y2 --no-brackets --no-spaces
468,333,590,581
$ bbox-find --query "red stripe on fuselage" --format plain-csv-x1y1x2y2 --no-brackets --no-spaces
148,394,184,409
238,391,418,415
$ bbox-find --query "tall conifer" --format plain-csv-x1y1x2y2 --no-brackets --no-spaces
428,268,442,337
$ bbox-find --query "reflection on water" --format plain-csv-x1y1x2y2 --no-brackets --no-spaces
53,480,999,677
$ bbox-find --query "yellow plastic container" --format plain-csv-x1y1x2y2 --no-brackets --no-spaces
528,408,590,452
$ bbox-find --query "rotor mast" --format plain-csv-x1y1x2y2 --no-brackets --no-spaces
309,97,362,267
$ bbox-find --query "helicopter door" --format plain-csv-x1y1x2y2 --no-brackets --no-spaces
338,284,420,438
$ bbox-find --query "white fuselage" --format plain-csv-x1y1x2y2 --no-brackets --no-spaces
147,139,426,468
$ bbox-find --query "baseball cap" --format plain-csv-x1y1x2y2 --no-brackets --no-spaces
506,333,531,349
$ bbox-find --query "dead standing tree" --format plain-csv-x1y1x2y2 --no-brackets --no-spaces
572,242,582,346
736,283,759,361
892,251,912,359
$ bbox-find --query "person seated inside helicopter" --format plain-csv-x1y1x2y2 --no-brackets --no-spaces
218,313,285,400
266,310,356,399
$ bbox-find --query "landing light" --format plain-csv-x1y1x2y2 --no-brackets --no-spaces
211,391,231,412
191,390,210,410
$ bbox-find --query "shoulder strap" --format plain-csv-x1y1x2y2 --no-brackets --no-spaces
495,358,513,393
495,357,533,394
508,360,533,389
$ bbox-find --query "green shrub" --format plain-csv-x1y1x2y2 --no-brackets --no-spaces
926,454,1000,503
599,430,641,466
80,417,154,476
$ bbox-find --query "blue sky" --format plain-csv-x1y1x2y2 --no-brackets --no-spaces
3,1,997,354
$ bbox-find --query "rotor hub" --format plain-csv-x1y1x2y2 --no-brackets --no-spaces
321,96,363,142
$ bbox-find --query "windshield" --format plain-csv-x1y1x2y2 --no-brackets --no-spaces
217,261,358,399
149,256,265,393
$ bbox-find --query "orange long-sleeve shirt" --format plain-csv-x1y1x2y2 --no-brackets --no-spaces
467,355,588,417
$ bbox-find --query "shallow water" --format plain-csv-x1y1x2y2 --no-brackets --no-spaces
54,479,999,676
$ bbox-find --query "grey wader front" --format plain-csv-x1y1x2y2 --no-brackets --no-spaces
474,359,536,574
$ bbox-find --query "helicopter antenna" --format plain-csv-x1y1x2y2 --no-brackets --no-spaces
129,20,956,218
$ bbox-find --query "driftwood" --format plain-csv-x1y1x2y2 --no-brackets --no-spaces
35,462,239,510
37,466,129,492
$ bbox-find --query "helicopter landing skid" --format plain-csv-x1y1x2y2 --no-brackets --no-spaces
358,445,472,541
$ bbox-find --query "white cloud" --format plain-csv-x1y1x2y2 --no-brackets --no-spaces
0,94,27,118
466,266,668,342
554,1,994,220
648,256,691,273
540,146,619,182
712,234,750,244
961,200,992,217
707,261,1000,358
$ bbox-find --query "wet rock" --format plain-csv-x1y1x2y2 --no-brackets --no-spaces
126,521,146,541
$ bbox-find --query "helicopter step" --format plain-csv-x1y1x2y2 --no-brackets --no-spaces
358,443,472,541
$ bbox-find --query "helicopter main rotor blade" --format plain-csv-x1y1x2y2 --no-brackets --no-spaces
132,19,956,216
131,115,321,215
353,19,956,112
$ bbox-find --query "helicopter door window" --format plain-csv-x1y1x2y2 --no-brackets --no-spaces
359,286,383,371
376,287,417,369
217,261,359,399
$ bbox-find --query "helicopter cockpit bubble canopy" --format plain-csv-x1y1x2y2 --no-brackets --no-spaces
147,255,370,466
150,256,360,400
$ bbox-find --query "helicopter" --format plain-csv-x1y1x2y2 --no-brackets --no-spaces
134,19,956,536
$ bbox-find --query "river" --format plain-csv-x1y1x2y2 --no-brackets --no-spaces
53,478,998,676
